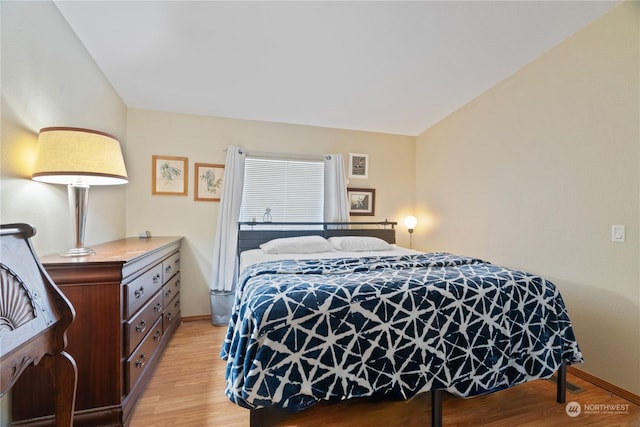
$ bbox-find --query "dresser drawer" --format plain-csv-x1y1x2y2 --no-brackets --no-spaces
126,316,162,393
162,252,180,282
163,292,181,334
162,272,181,307
125,291,163,356
125,264,163,318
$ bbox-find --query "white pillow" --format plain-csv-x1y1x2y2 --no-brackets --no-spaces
259,235,334,254
329,236,393,252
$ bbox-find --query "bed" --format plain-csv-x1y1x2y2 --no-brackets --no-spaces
221,222,583,426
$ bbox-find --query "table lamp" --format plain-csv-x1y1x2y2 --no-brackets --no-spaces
32,127,128,256
405,215,417,249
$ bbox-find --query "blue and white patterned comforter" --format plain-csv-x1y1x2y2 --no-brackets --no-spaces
221,253,583,411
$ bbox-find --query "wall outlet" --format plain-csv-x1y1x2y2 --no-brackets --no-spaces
611,225,625,243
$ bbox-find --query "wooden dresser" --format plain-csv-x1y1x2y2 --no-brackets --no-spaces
12,236,183,427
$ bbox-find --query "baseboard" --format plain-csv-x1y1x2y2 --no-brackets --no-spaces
182,314,212,322
567,366,640,406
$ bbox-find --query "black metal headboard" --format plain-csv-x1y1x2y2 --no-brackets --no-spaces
237,221,397,254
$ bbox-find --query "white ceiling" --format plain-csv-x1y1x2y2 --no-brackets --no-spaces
54,1,619,136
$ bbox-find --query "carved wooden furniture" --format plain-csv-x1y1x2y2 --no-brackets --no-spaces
11,236,182,427
0,223,77,427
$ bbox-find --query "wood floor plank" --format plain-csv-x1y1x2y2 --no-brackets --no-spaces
130,321,640,426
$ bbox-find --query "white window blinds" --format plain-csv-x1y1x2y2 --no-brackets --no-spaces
239,157,324,224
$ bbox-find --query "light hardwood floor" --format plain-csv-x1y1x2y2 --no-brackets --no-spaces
130,320,640,427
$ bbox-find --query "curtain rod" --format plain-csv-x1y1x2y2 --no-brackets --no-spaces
222,147,328,161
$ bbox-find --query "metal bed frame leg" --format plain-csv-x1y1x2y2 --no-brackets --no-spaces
557,361,567,403
428,364,564,426
431,389,442,427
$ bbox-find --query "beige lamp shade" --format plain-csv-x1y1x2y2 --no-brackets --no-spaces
32,127,128,185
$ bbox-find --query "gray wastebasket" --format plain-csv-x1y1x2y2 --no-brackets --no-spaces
210,289,234,326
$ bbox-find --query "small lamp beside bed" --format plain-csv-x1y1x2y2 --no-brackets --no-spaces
405,215,417,248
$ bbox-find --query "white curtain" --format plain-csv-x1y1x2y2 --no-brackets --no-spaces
323,153,349,223
210,146,246,293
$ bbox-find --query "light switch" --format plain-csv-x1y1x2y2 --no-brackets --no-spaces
612,225,625,243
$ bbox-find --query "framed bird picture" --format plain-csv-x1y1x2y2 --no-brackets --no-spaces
152,155,188,195
194,163,224,201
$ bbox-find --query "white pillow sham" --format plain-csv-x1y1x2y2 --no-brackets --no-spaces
259,235,334,254
329,236,393,252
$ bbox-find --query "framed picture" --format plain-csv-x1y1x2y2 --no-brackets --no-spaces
348,153,369,179
348,187,375,216
152,155,188,195
195,163,225,201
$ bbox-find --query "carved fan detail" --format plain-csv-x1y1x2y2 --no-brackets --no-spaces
0,264,37,335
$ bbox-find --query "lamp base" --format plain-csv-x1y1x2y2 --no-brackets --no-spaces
60,247,96,257
64,183,95,257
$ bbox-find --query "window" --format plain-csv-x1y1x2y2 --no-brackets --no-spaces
239,157,324,225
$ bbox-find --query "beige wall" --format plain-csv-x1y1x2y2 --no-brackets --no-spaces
415,2,639,395
125,109,415,316
1,1,128,255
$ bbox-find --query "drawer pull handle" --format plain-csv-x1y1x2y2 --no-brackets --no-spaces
165,289,172,298
165,265,172,275
153,273,161,283
174,300,180,309
154,302,162,312
153,330,161,341
166,313,173,322
134,285,144,299
135,319,146,333
175,280,180,289
135,353,146,369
